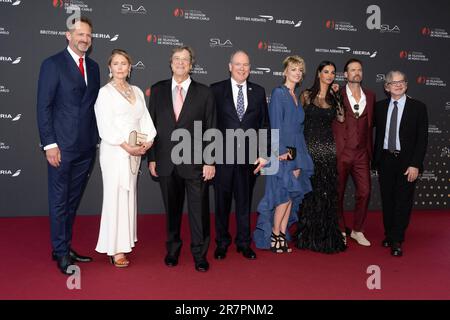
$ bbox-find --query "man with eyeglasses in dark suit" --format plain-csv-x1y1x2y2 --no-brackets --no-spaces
373,70,428,257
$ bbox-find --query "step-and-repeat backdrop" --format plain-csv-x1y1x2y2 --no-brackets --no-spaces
1,0,449,216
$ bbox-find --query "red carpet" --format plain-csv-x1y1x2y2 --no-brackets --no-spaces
0,211,449,300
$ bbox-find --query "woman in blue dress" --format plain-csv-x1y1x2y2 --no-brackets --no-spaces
253,56,314,253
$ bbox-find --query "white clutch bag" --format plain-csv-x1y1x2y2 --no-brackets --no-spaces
128,130,148,174
128,130,148,146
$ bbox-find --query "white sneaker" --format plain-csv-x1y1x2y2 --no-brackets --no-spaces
350,231,371,246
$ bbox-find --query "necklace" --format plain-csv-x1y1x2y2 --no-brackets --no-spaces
111,80,132,99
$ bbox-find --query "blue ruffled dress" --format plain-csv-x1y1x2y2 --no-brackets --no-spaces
253,85,314,249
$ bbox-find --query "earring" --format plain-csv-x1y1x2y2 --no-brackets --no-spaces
128,69,131,78
109,69,112,78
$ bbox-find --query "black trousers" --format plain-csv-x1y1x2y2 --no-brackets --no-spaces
159,168,210,262
214,164,256,249
378,152,417,243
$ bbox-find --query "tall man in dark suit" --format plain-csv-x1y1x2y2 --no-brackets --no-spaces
373,70,428,257
210,50,269,260
37,17,100,274
332,59,375,247
148,46,216,272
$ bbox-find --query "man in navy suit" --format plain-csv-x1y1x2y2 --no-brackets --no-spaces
210,50,270,260
373,70,428,257
37,17,100,274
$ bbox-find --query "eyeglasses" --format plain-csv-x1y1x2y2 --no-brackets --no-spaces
388,80,406,86
354,104,359,118
172,56,191,63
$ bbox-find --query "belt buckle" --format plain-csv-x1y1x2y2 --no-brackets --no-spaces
393,150,400,157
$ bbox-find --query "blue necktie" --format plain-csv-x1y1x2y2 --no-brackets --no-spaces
388,101,398,152
236,84,245,121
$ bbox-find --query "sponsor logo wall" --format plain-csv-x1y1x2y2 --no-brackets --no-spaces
0,0,448,216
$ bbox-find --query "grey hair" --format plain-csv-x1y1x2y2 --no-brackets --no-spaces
229,50,250,64
385,70,408,85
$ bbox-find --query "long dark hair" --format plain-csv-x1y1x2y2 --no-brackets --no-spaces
308,60,337,106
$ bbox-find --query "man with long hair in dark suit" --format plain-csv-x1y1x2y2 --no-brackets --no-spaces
332,58,376,247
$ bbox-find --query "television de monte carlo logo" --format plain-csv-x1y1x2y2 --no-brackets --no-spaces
52,0,93,12
258,40,291,53
146,33,184,46
399,50,429,62
421,26,450,39
325,19,357,32
173,7,210,21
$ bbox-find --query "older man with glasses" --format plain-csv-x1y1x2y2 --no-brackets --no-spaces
373,70,428,257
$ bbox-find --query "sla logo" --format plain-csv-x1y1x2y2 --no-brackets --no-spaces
210,38,233,48
366,5,400,33
121,4,147,14
0,169,21,177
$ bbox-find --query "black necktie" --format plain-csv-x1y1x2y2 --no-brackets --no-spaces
388,101,398,152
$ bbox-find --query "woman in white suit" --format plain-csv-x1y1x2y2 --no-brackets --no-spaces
94,49,156,267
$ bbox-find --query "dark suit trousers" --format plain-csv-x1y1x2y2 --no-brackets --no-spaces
214,164,256,249
336,148,371,232
378,152,416,243
159,168,210,262
48,149,95,257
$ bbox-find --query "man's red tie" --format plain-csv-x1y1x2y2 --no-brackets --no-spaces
78,57,85,79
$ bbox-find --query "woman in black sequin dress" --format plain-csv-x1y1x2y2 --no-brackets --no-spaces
295,61,346,253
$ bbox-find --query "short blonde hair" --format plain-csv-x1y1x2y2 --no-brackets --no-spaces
282,55,306,75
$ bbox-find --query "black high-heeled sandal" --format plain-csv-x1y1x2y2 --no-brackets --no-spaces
279,231,293,253
270,232,283,253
